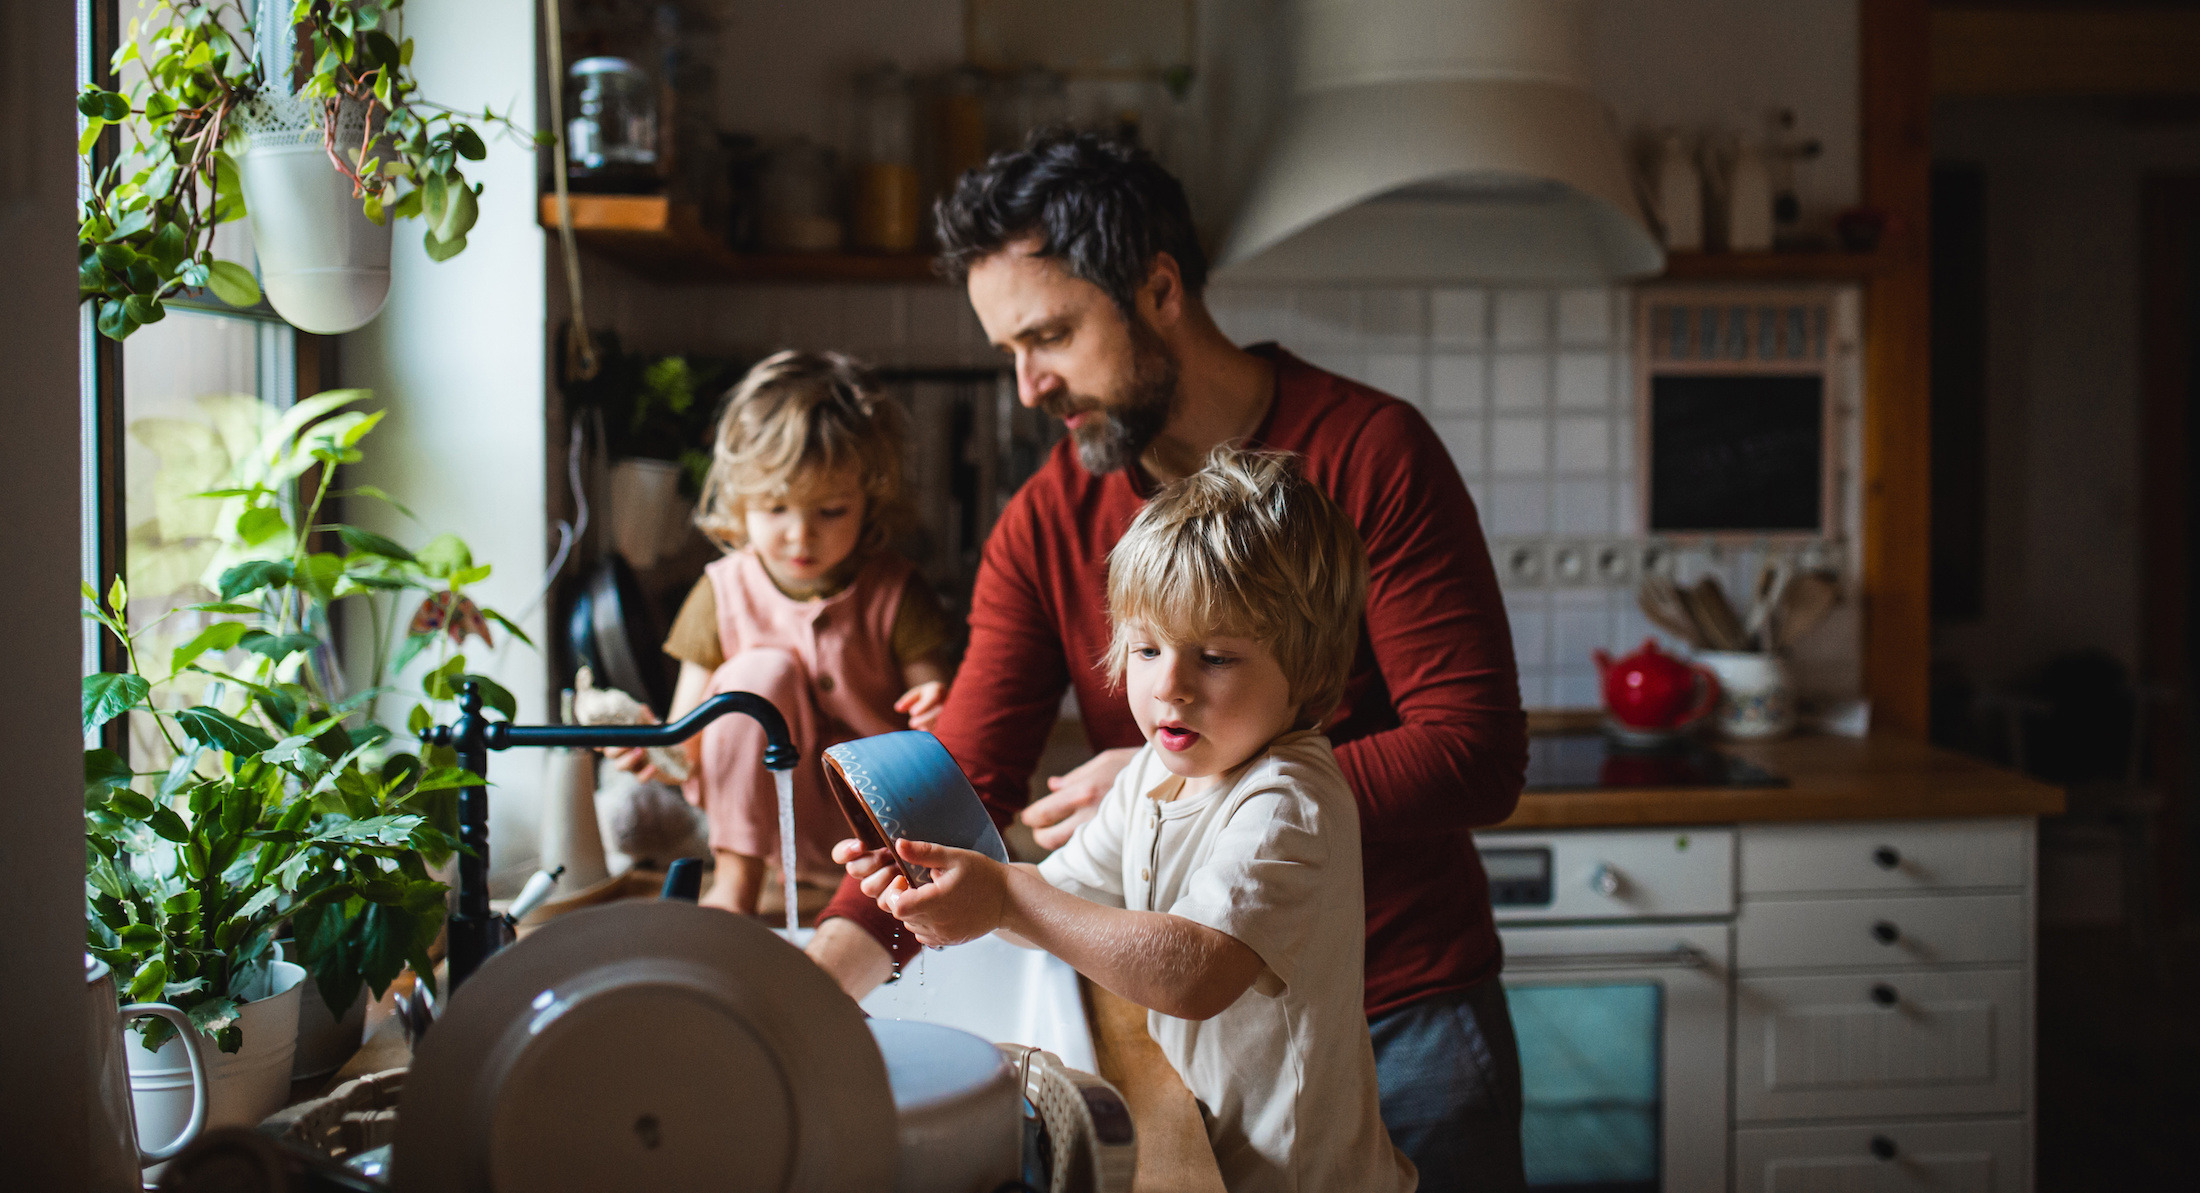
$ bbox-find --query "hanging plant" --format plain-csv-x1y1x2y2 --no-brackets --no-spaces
78,0,539,341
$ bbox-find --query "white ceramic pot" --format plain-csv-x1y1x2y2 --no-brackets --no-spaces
128,960,306,1142
232,122,393,335
291,976,369,1081
609,457,696,571
1694,650,1797,740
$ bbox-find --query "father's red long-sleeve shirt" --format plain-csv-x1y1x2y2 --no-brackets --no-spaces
822,345,1527,1016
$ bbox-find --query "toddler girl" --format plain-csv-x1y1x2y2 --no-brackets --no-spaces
650,350,953,914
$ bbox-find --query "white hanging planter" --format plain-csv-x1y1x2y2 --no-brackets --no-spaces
230,0,391,335
232,95,393,335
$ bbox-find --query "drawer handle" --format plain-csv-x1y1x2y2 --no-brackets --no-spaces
1505,945,1712,973
1869,1135,1899,1161
1873,845,1902,870
1871,920,1901,945
1869,983,1900,1007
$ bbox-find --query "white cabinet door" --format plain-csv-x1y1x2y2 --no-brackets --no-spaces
1736,969,2029,1120
1735,1118,2029,1193
1737,894,2028,971
1741,820,2030,896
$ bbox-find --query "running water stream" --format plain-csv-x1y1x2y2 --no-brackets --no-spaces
775,768,799,935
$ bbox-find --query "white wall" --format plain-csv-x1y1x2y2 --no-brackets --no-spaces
1585,0,1860,239
342,0,551,887
0,0,93,1181
1933,98,2200,684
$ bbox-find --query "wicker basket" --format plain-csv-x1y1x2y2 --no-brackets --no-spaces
261,1067,406,1162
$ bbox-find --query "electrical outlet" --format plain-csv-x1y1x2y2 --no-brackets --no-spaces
1499,541,1547,587
1551,543,1591,586
1594,541,1636,586
1638,540,1676,579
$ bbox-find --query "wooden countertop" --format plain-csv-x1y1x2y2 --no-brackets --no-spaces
1497,731,2064,829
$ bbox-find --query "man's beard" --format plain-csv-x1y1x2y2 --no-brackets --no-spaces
1045,317,1179,475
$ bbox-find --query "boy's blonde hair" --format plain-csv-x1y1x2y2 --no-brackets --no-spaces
1105,448,1369,729
693,350,911,555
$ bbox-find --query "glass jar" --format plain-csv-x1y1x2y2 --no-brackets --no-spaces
757,139,843,252
565,57,659,193
850,64,920,253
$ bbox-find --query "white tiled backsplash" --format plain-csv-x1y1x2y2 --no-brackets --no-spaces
587,270,1862,710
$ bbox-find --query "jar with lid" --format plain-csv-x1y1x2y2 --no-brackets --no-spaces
565,57,659,193
851,64,920,253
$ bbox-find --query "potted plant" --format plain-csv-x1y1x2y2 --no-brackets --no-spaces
84,389,525,1127
77,0,537,338
562,332,735,569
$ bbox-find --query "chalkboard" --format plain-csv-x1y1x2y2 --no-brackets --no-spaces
1647,374,1824,533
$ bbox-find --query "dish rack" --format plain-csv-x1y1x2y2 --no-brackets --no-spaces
1003,1045,1139,1193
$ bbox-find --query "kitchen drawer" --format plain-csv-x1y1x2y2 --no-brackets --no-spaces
1736,968,2028,1121
1477,828,1734,921
1736,1118,2029,1193
1741,820,2030,896
1737,894,2028,971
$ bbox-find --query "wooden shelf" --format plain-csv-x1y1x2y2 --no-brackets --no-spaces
538,194,940,284
1659,249,1896,281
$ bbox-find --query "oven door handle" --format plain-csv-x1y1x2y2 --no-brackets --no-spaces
1504,944,1713,972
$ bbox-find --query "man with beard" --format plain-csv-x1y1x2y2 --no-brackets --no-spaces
805,132,1529,1191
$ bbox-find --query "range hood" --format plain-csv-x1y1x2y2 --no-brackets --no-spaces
1216,0,1663,285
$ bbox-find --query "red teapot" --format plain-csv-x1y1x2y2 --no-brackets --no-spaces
1593,639,1719,739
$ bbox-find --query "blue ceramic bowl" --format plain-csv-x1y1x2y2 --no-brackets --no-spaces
822,732,1009,885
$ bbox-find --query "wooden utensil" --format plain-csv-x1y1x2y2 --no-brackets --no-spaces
1638,575,1703,647
1688,577,1750,651
1744,560,1792,650
1774,571,1841,648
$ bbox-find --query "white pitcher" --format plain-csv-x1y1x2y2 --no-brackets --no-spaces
86,954,208,1191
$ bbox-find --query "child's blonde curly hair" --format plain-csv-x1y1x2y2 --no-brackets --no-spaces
693,350,912,556
1104,447,1369,729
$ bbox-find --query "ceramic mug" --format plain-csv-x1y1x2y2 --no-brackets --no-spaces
1695,651,1798,740
86,954,208,1190
822,731,1009,887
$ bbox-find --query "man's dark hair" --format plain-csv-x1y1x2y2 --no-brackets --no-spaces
933,130,1208,316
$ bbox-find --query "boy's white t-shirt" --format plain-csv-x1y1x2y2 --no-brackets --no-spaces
1037,731,1417,1193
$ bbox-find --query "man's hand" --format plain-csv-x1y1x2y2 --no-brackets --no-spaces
876,840,1012,948
804,917,893,1000
1021,746,1137,850
894,681,948,733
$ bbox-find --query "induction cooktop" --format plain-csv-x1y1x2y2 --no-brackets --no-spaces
1524,731,1787,792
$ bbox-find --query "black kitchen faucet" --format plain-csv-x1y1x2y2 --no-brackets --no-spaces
430,678,798,991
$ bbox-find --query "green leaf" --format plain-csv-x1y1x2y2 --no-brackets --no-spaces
106,576,128,614
414,534,472,579
237,630,319,664
95,298,137,342
453,127,487,161
107,788,155,820
235,505,288,545
146,804,191,843
294,553,345,604
170,622,250,676
146,222,188,274
422,228,467,262
184,602,263,615
76,90,108,117
420,653,466,701
97,91,130,121
458,674,516,720
205,259,260,307
116,923,161,948
450,563,492,587
126,958,169,1003
407,767,483,794
334,524,414,561
481,608,535,649
218,559,292,601
82,673,149,735
173,706,276,756
84,748,134,790
122,294,166,325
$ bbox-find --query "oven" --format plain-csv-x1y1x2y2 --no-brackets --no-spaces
1480,828,1735,1193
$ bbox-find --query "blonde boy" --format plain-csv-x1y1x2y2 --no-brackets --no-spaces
872,448,1417,1193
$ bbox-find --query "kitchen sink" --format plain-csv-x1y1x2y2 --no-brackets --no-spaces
781,929,1097,1074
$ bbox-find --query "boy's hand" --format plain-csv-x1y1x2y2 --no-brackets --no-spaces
893,681,948,733
877,839,1009,947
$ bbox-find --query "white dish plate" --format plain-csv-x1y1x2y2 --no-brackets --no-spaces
397,903,894,1193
